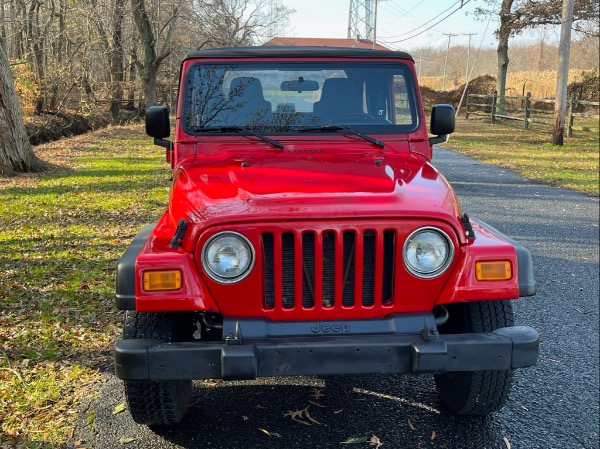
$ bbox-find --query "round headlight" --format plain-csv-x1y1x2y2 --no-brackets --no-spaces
202,232,255,283
403,227,454,278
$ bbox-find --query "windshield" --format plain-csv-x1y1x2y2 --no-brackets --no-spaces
182,61,419,134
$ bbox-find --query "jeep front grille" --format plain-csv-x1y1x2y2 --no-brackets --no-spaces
261,229,396,311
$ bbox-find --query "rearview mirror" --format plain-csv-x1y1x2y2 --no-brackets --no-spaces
280,78,319,92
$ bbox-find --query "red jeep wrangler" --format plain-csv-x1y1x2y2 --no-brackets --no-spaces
114,46,538,426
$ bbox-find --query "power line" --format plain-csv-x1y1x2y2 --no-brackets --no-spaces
381,0,467,40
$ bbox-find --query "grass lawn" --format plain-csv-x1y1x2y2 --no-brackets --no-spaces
0,125,170,446
0,119,597,446
441,117,599,196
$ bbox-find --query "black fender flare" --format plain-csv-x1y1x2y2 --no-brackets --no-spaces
115,224,156,310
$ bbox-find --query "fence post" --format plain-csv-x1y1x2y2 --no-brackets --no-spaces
567,93,575,137
524,92,531,130
465,92,470,119
491,90,497,124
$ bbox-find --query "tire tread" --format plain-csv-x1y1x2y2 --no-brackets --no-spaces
435,300,514,415
122,311,193,425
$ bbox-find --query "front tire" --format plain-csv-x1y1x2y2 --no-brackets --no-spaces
122,311,194,425
434,300,514,415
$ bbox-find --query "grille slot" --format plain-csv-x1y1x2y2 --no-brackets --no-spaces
262,233,275,309
281,232,295,309
262,228,396,312
302,232,315,308
322,231,336,308
382,230,396,304
362,231,376,306
342,231,356,306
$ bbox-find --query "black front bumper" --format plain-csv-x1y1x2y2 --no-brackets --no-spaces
114,316,539,381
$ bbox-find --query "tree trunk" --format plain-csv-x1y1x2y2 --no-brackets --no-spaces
131,0,158,110
140,67,158,109
552,0,575,146
127,52,137,110
0,1,6,43
109,0,125,123
0,41,45,176
496,0,514,115
131,0,176,110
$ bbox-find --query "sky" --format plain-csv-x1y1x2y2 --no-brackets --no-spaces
277,0,554,51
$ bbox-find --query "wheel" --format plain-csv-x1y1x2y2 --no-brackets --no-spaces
434,300,515,415
122,311,195,425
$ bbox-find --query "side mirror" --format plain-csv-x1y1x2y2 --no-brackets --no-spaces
429,104,455,146
145,105,172,150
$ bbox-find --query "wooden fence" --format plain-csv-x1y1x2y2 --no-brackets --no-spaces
465,91,600,136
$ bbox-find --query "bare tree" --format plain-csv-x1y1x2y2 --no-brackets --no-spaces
130,0,179,109
0,39,45,176
187,0,294,49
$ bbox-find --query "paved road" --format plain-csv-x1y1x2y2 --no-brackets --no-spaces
73,147,599,449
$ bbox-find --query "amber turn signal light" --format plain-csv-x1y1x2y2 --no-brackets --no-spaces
475,261,512,281
143,270,182,291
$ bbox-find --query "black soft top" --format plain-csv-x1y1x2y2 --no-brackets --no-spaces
185,46,414,62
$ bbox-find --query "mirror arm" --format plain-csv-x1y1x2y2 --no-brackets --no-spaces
154,138,173,151
428,134,447,146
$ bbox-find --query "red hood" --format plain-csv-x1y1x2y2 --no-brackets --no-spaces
169,149,464,248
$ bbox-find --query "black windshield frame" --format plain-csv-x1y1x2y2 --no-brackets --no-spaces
181,61,420,136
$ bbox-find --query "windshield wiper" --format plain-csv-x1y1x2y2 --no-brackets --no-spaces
295,125,385,148
192,125,284,149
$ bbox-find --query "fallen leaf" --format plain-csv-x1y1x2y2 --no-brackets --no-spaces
407,418,415,430
303,408,321,425
503,437,511,449
283,406,322,425
118,437,136,445
340,435,369,444
431,431,437,441
283,409,304,421
283,408,311,425
370,434,383,448
310,388,325,400
334,408,344,414
242,415,249,421
74,440,84,446
258,428,281,437
308,400,326,408
112,403,127,415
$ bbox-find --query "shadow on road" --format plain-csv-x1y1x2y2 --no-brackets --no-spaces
79,373,514,449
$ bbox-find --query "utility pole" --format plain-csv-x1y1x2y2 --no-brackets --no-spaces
372,0,387,49
418,48,423,78
347,0,374,40
463,33,476,86
441,33,457,92
552,0,574,146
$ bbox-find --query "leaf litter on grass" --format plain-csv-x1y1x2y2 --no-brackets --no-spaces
0,124,169,445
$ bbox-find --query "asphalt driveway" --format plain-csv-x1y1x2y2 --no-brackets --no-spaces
72,146,599,449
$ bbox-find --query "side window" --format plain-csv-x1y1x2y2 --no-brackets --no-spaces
393,75,412,125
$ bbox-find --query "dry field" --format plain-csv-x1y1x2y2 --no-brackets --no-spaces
420,70,593,99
